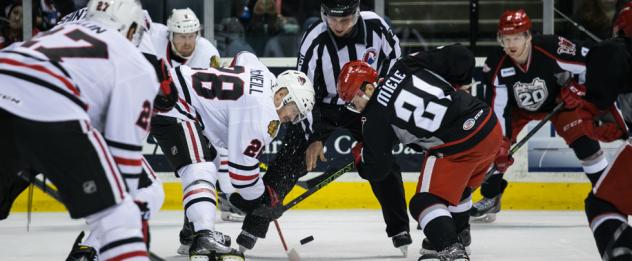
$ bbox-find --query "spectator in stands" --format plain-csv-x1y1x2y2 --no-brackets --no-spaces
570,0,611,42
263,16,300,57
217,17,256,57
1,2,39,48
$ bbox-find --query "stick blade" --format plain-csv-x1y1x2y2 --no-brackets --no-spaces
288,248,301,261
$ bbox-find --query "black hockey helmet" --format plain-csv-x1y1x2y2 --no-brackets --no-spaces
321,0,360,17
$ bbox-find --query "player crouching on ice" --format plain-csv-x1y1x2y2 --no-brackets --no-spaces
336,45,502,260
156,51,315,260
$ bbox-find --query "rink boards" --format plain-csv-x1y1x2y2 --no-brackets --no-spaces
10,58,623,213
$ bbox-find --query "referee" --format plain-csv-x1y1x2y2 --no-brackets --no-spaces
235,0,412,255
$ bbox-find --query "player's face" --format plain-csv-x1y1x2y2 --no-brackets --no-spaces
172,32,198,57
326,15,355,37
9,6,22,30
278,102,302,123
346,83,375,113
499,32,531,63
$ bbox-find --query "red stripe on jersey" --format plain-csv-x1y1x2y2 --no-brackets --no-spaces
105,250,148,261
182,188,215,200
533,45,585,66
141,158,157,179
0,58,80,96
91,132,125,200
229,171,259,181
221,160,228,165
113,156,142,166
178,98,191,112
184,122,202,162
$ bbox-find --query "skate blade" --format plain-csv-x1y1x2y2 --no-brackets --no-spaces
469,213,496,223
419,248,437,255
288,248,301,261
177,244,190,255
221,212,245,222
189,255,210,261
398,245,408,257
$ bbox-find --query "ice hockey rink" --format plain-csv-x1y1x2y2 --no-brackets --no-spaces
0,209,616,261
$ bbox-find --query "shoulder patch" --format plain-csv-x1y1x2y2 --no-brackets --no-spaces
267,120,280,138
363,47,378,65
557,37,576,56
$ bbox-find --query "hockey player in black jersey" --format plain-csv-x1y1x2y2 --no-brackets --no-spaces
235,0,411,255
472,9,609,223
560,3,632,260
337,45,502,260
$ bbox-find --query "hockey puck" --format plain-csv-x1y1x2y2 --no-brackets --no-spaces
300,235,314,245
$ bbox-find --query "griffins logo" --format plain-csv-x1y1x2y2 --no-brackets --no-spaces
557,37,576,56
513,77,548,111
363,47,378,65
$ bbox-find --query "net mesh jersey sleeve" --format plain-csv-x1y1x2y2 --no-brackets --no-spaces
535,35,589,83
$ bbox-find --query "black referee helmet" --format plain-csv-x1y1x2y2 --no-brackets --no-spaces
321,0,360,17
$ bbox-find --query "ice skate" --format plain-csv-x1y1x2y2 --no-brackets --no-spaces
218,192,245,222
66,231,97,261
420,227,472,256
176,219,194,255
391,231,412,256
189,230,233,261
418,242,469,261
470,193,502,223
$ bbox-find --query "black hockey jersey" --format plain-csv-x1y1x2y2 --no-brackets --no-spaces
584,37,632,111
483,35,589,135
359,53,497,177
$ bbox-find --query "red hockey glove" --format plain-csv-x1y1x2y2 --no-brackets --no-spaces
351,142,363,169
559,81,587,109
494,137,514,173
578,103,629,142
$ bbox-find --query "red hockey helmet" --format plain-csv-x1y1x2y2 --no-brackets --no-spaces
337,60,378,102
614,2,632,37
498,9,532,35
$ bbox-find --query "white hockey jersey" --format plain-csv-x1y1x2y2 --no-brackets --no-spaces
0,21,159,183
150,22,220,121
170,57,278,200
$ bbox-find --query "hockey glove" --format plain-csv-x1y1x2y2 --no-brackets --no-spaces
578,102,629,142
559,81,586,109
351,142,363,169
494,137,514,173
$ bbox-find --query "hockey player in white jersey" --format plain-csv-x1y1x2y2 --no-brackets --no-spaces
150,8,220,68
152,51,314,260
0,0,174,260
54,7,174,260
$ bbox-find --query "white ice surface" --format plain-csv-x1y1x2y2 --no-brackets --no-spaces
0,210,613,260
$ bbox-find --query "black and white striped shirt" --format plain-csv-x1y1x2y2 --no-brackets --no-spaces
297,11,401,105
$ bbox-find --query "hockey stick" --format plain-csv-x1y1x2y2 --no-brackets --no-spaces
252,161,355,219
553,8,602,43
484,102,566,179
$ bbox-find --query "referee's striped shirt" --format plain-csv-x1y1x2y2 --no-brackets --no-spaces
297,11,401,105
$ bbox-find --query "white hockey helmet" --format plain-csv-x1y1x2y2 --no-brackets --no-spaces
85,0,145,46
273,70,315,124
167,8,200,35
